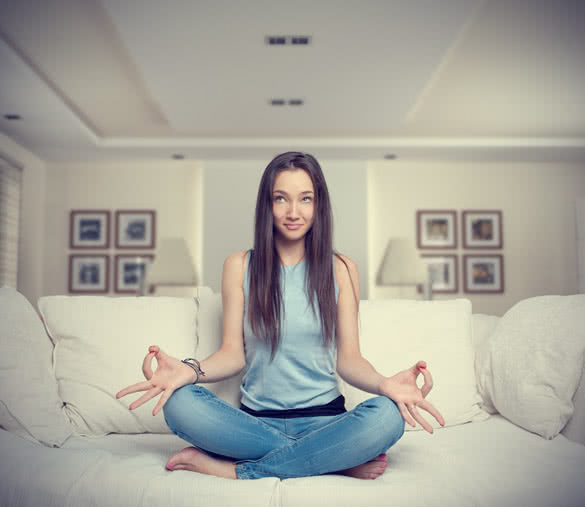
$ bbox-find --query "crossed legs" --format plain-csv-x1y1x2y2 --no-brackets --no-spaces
162,384,405,480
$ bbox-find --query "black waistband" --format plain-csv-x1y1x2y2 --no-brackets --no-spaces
240,394,347,419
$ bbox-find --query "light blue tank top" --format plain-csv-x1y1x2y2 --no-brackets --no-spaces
240,249,341,411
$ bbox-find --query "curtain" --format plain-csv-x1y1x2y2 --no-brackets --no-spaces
0,157,22,289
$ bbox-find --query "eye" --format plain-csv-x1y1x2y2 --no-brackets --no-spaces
274,195,285,202
302,196,313,202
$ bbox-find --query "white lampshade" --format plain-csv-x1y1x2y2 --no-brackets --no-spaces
377,237,427,285
147,237,197,285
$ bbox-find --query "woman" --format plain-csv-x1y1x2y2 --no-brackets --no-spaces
116,151,445,480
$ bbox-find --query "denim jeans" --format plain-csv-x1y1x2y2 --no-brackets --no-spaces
163,384,405,480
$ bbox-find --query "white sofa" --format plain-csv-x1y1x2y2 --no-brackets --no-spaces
1,285,585,507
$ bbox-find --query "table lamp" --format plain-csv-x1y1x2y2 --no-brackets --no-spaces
137,237,197,296
377,237,431,300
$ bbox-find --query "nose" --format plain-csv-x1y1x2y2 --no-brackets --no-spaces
287,201,300,219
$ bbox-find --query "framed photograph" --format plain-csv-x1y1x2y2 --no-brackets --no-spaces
70,210,110,249
416,210,457,249
115,210,156,249
69,254,109,294
462,210,503,249
114,254,154,293
463,254,504,293
416,254,458,294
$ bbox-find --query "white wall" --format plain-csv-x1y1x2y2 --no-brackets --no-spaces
203,160,369,298
0,133,46,306
43,160,202,296
368,159,585,315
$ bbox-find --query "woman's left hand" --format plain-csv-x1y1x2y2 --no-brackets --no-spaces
379,360,445,434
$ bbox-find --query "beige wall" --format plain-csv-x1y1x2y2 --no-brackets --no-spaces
42,161,202,296
368,160,585,315
0,133,46,306
2,129,584,317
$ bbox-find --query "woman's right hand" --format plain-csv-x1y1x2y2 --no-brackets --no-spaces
115,345,196,416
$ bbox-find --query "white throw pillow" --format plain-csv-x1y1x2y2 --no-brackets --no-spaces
37,296,199,436
342,298,490,431
477,295,585,440
195,291,245,407
471,313,501,414
0,286,72,447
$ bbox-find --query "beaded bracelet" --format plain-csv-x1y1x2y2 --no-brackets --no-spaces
181,358,206,385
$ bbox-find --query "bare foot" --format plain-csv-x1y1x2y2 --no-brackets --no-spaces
338,453,388,480
166,447,237,480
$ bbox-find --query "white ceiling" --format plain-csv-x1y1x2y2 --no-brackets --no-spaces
0,0,584,162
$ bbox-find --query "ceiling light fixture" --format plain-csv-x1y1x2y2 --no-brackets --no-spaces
4,114,21,120
384,154,397,160
172,154,185,160
265,35,312,46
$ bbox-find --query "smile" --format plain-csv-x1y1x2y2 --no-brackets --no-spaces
284,224,302,230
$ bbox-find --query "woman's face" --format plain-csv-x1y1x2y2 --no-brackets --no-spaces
272,169,315,241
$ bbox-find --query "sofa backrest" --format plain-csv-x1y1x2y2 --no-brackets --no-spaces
2,285,583,447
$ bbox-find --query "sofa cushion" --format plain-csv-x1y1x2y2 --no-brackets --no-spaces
477,295,585,440
471,313,501,414
342,298,489,430
0,286,73,447
37,296,199,436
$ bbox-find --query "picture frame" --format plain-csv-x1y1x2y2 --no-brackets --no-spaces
462,210,503,249
416,210,457,249
115,210,156,249
69,254,109,294
463,254,504,294
416,254,458,294
70,210,110,249
114,254,154,294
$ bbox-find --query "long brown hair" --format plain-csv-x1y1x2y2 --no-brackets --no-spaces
247,151,354,362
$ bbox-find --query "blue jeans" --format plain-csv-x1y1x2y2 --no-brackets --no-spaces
163,384,405,480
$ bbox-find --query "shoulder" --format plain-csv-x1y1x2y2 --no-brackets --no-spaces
334,253,360,293
334,253,357,277
222,250,250,285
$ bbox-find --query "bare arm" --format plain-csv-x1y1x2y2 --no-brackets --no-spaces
187,251,247,383
334,255,386,395
334,254,445,433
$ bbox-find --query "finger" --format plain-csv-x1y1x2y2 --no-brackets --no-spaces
150,345,167,359
407,405,434,434
417,399,446,427
142,351,156,380
418,366,434,398
398,402,417,428
115,380,152,399
153,387,176,417
128,386,163,411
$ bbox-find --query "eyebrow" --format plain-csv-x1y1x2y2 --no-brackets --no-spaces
273,190,314,196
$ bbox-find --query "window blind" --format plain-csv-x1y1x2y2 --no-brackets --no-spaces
0,157,22,289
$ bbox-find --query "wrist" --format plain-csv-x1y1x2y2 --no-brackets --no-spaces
181,358,206,385
180,362,198,384
378,376,395,399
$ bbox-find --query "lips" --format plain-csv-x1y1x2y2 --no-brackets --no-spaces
284,224,302,230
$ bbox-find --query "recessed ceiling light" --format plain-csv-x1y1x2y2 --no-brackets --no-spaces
265,36,286,45
290,36,311,45
270,99,286,106
265,35,312,46
288,99,304,106
384,153,397,160
4,114,21,120
172,154,185,160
